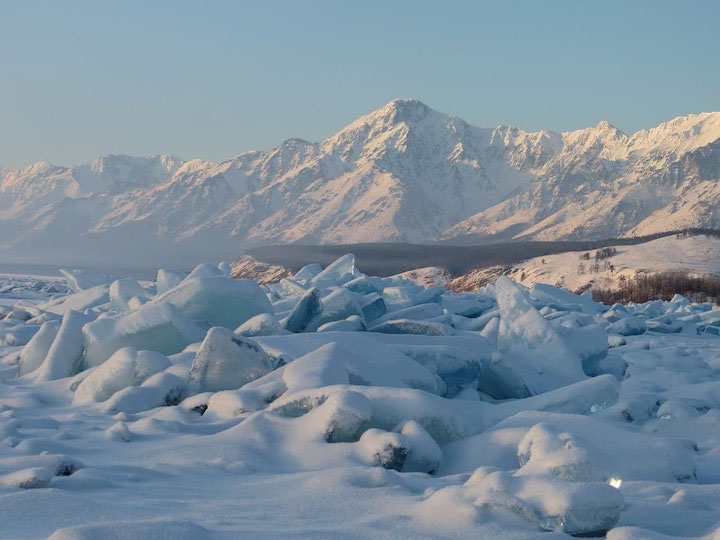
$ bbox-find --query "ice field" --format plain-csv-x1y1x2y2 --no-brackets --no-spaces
1,256,720,538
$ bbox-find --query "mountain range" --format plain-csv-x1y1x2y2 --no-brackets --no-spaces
2,98,719,267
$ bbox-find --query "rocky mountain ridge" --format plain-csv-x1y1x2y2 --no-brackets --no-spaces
2,99,719,266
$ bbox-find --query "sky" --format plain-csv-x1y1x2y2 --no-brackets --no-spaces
1,0,719,169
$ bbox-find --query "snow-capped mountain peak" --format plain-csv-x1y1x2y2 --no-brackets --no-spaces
628,111,720,156
1,100,719,266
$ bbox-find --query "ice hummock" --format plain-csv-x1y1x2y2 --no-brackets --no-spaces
189,327,274,392
82,303,205,368
2,252,720,538
152,276,273,330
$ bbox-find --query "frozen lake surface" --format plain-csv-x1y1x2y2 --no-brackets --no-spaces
1,256,719,539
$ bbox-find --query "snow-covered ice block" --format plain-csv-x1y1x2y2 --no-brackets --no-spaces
41,285,110,315
2,324,38,346
292,263,322,284
36,310,92,381
272,293,303,313
60,268,115,292
317,315,366,332
202,389,267,418
608,316,647,336
101,372,187,414
270,385,482,444
271,387,372,443
489,374,619,424
83,303,205,368
359,293,386,322
189,327,273,392
185,262,223,280
498,411,696,483
389,343,488,394
366,332,491,351
670,293,690,305
5,308,34,322
530,283,600,314
440,295,493,318
558,323,608,362
515,476,623,535
412,285,445,305
704,325,720,337
372,303,444,326
698,307,720,325
255,337,440,394
344,275,386,295
603,305,631,323
153,276,273,329
417,468,623,536
357,428,409,471
439,428,530,475
282,343,349,393
368,319,453,336
546,310,597,328
26,311,62,326
283,287,321,333
235,313,283,337
310,253,360,288
646,317,683,334
275,278,308,297
218,261,231,277
109,278,150,312
489,277,586,397
73,347,170,404
18,319,61,375
640,300,665,318
439,376,620,475
383,285,418,311
595,391,665,425
479,316,500,345
305,288,363,332
156,268,185,295
394,419,442,473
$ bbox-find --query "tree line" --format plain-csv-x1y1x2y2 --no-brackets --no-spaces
593,271,720,305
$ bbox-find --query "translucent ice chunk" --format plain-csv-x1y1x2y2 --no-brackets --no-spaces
153,276,274,329
189,327,273,392
310,254,360,288
83,303,205,368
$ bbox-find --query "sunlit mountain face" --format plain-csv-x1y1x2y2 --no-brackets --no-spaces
2,99,720,266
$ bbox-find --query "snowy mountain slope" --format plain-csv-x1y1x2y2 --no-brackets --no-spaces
2,99,720,266
0,99,560,265
199,99,558,247
443,112,720,242
448,234,720,293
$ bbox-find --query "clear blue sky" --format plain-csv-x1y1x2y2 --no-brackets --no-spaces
1,0,719,168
